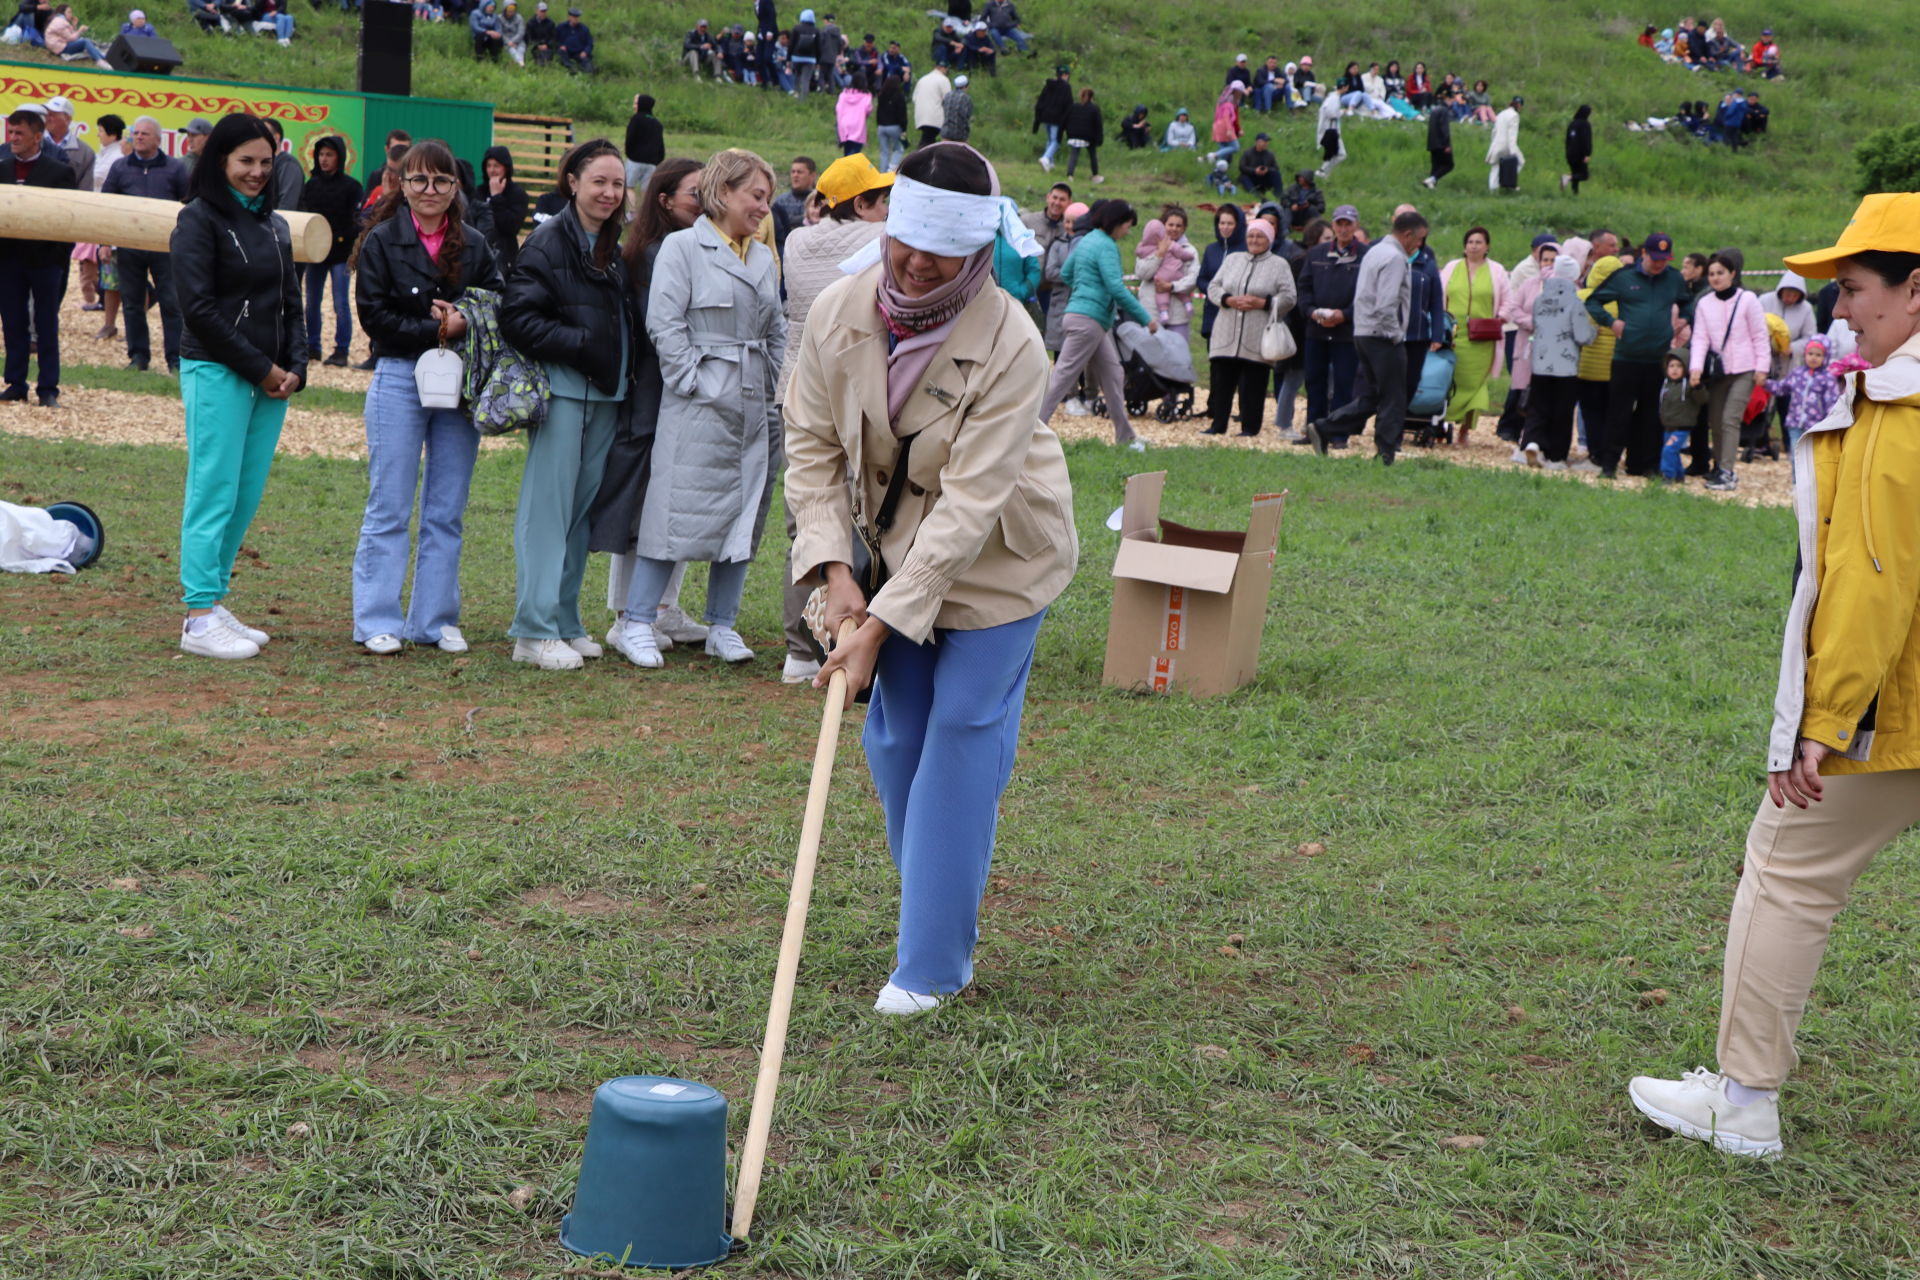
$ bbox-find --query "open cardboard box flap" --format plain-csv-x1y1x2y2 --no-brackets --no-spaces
1112,539,1240,593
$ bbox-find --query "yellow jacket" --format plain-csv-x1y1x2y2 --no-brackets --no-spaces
1770,332,1920,774
1576,255,1622,381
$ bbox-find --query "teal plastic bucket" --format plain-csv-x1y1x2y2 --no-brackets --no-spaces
560,1076,732,1270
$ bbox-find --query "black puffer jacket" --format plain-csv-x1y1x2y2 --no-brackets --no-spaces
1032,77,1071,132
501,203,631,396
302,136,365,267
355,208,503,361
170,190,308,386
1064,100,1103,147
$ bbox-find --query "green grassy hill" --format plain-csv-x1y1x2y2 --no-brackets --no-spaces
14,0,1902,264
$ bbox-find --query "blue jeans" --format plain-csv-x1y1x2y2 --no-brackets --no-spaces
988,26,1028,53
622,555,749,627
65,34,107,58
352,359,479,642
877,125,905,171
1659,429,1689,481
303,261,350,357
1251,83,1277,112
1211,138,1240,166
1303,330,1357,428
1039,122,1060,164
866,609,1047,995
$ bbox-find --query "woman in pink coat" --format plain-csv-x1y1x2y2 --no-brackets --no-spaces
1689,251,1772,493
836,68,875,156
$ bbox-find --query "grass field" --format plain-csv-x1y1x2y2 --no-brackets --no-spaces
6,431,1920,1278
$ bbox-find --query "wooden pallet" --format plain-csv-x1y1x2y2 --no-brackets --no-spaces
493,114,575,190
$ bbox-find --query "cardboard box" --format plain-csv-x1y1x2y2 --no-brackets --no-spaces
1101,472,1286,697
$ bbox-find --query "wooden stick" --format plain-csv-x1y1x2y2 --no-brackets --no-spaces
730,621,857,1244
0,184,332,263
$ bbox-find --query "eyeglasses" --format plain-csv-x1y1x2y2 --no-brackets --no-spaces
405,175,459,194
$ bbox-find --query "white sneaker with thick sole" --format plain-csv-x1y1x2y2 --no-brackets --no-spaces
181,616,259,660
212,604,268,646
364,633,403,655
566,635,604,659
608,619,664,669
1062,397,1091,417
782,654,822,684
655,603,709,645
1628,1068,1782,1158
1524,442,1543,467
1509,446,1528,464
873,982,949,1016
513,637,584,670
436,626,469,654
704,626,755,663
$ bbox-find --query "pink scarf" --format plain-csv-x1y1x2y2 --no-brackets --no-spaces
876,240,994,429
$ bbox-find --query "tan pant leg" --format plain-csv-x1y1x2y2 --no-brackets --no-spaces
1717,769,1920,1088
1708,372,1752,473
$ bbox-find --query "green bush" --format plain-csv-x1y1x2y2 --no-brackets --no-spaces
1855,122,1920,196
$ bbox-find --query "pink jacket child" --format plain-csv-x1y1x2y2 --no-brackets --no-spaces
1136,219,1196,321
1689,286,1772,380
835,86,873,146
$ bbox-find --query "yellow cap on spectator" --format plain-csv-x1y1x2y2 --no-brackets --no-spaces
1784,194,1920,278
817,153,896,208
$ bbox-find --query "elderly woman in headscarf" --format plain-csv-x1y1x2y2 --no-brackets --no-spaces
784,142,1077,1017
1201,216,1295,436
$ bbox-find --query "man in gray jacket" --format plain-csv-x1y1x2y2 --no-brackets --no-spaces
1307,209,1427,464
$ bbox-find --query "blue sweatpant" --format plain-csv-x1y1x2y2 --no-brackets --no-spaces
178,358,286,608
864,609,1046,995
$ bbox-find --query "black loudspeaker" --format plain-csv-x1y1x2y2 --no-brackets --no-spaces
359,1,413,98
106,32,184,75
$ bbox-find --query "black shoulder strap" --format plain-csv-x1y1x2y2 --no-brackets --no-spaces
873,431,920,533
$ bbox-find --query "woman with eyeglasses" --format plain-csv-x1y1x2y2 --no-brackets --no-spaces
349,141,503,656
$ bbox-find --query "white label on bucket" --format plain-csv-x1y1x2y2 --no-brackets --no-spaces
648,1083,688,1097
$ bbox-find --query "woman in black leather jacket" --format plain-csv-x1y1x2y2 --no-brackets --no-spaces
170,112,306,662
349,139,503,657
500,137,635,671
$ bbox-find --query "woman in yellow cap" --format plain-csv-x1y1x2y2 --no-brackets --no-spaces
1629,193,1920,1157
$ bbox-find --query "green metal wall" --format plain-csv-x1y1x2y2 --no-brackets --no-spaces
361,93,496,177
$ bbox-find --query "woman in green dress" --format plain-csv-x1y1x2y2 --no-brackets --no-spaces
1439,226,1509,446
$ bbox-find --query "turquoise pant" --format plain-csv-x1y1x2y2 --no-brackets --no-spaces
178,358,286,608
511,395,618,639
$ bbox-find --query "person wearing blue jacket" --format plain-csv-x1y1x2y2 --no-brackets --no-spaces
470,0,503,58
1034,199,1157,447
992,231,1041,308
557,6,593,72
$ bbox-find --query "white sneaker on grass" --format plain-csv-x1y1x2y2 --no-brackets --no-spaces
781,654,822,684
704,626,755,663
566,635,604,659
435,626,468,654
873,982,949,1016
212,604,268,646
1627,1067,1782,1158
181,615,259,660
608,619,664,669
363,633,403,655
655,603,708,645
513,637,584,670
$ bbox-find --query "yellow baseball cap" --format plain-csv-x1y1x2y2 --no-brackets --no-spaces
816,153,896,208
1783,193,1920,278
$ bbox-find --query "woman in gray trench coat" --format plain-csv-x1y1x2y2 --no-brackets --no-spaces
610,148,787,669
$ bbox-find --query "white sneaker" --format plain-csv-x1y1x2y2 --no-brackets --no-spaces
566,635,604,659
1509,446,1528,464
1570,459,1604,475
1039,154,1052,172
212,604,268,646
363,633,403,655
1127,439,1148,452
1091,175,1105,185
435,626,468,653
1524,441,1543,468
873,981,948,1016
704,626,755,663
1628,1068,1782,1158
1543,459,1570,473
513,637,584,670
781,654,822,684
654,603,709,645
181,615,259,660
608,619,664,669
1063,397,1091,417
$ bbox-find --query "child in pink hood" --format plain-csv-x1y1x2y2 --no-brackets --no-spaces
1135,211,1197,326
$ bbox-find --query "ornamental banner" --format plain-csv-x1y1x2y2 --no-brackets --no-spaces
1,61,366,176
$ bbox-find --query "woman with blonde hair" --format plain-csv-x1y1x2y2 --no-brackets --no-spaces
609,148,786,669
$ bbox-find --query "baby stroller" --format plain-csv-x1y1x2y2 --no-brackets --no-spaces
1103,320,1198,422
1407,312,1457,447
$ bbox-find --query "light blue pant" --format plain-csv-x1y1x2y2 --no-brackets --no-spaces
303,261,350,356
877,125,905,172
623,555,749,628
178,358,286,608
352,358,479,643
865,609,1047,995
511,394,617,639
1039,123,1061,165
274,11,292,36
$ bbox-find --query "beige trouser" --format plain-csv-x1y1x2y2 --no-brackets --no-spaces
1717,769,1920,1088
1706,370,1755,475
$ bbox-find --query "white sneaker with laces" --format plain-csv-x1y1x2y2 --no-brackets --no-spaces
513,637,584,670
1628,1067,1782,1158
181,615,259,660
435,626,468,653
873,981,948,1016
781,654,822,684
704,626,755,663
566,635,604,659
212,604,268,646
608,619,665,668
1524,441,1543,467
364,633,403,655
1509,446,1528,464
655,603,709,645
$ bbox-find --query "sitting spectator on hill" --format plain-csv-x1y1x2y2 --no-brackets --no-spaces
1225,52,1251,89
556,5,591,72
1464,79,1494,123
120,6,154,35
963,21,995,75
1638,23,1656,47
470,0,502,58
1705,17,1740,67
683,18,721,78
850,32,880,79
1118,104,1149,150
1742,89,1768,135
881,37,910,83
1238,132,1278,195
1284,169,1323,228
187,0,221,32
1653,26,1676,58
982,0,1028,55
1161,107,1195,151
499,0,524,63
525,1,556,64
1749,28,1781,78
45,5,111,64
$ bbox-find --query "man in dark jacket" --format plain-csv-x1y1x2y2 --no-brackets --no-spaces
1237,133,1278,195
1583,231,1691,477
557,6,593,72
262,118,304,214
1423,101,1452,188
0,108,79,406
301,135,361,366
682,19,721,78
769,155,815,256
100,115,188,375
817,12,844,86
788,10,822,100
623,95,664,195
1282,170,1322,229
525,0,558,65
982,0,1028,55
1296,203,1365,430
1032,65,1070,171
1395,204,1446,424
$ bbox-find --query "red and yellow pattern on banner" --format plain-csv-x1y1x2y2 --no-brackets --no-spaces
0,61,364,173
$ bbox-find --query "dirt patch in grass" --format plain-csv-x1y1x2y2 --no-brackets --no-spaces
520,887,630,917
